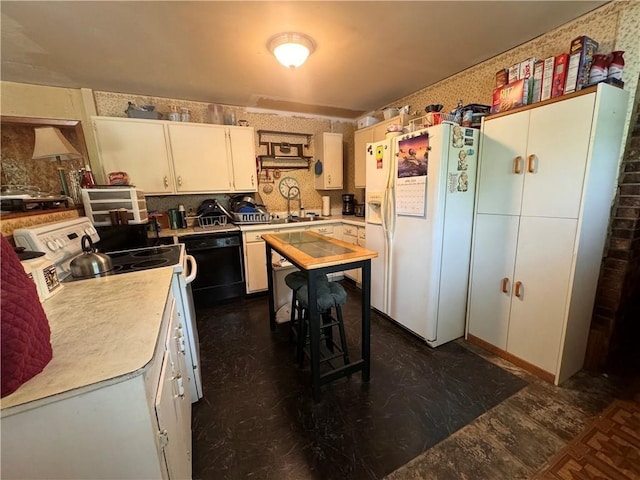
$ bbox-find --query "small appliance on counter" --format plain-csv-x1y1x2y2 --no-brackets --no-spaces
342,194,356,215
354,204,365,217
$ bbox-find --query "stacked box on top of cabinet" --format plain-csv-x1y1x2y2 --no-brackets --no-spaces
82,188,148,226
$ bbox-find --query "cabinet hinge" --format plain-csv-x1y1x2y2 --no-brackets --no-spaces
158,429,169,448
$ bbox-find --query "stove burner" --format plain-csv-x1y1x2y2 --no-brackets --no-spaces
131,247,173,258
131,258,169,269
108,251,131,258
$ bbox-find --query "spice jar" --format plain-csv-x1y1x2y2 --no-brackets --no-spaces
607,51,625,81
180,108,191,122
168,105,180,121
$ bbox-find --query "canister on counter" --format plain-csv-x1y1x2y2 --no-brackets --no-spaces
109,209,120,226
178,204,188,229
168,208,180,230
118,208,129,225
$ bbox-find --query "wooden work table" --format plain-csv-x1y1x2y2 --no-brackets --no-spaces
262,231,378,400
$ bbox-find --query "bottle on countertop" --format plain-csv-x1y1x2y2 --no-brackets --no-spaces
178,204,188,229
80,165,96,188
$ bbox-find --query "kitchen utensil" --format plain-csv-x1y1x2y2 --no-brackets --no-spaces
70,235,113,278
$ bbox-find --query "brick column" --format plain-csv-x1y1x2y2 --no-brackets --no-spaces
586,102,640,373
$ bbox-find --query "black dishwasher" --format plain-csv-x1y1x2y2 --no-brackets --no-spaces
182,231,245,306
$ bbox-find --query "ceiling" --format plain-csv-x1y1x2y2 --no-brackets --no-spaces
1,1,606,119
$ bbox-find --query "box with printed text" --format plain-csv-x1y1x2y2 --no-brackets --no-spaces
491,79,526,114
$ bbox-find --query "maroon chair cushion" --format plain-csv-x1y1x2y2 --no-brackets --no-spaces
1,234,53,398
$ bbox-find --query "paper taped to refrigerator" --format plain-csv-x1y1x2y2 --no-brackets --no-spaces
396,132,429,216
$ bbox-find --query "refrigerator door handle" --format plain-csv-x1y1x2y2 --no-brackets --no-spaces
381,188,388,235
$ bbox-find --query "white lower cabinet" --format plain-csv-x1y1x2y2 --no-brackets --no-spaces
340,224,365,285
244,230,276,293
468,214,577,374
342,224,359,283
0,293,191,479
243,223,344,294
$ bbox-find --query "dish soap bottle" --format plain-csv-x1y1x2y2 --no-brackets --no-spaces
80,165,96,188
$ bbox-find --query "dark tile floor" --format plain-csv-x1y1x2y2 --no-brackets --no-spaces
192,281,528,480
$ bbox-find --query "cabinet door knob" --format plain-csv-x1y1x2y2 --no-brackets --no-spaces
163,176,169,187
513,156,523,175
177,176,183,186
527,154,536,173
515,281,523,298
251,175,255,186
501,277,509,293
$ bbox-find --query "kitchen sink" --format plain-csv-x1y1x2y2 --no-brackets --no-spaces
289,216,332,222
269,216,331,225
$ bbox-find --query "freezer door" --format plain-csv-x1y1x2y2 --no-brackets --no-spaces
365,140,392,193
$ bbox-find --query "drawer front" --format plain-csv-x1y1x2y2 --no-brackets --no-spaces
310,224,335,236
244,230,276,243
343,225,356,236
358,227,366,240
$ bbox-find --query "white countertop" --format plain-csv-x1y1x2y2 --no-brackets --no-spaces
154,215,366,238
1,267,174,416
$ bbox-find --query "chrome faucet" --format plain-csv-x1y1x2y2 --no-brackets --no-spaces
287,186,301,221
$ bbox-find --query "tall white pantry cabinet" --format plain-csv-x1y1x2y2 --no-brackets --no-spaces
466,83,628,385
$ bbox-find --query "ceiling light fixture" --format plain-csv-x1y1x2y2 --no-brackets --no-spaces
268,32,316,69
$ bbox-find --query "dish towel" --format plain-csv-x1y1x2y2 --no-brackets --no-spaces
1,234,53,398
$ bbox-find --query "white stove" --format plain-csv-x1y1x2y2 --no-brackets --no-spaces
13,217,99,281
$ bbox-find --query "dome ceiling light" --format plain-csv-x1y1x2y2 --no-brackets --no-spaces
267,32,316,69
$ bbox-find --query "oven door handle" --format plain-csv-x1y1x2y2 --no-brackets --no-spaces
185,254,198,285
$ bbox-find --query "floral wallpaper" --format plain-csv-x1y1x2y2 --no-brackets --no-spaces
1,126,86,200
392,1,639,145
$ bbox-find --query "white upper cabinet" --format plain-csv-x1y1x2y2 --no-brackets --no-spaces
92,117,257,195
228,126,257,192
354,114,411,188
315,132,343,190
476,94,595,219
92,118,173,194
166,123,231,192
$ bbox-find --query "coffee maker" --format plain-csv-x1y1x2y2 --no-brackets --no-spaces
342,194,355,215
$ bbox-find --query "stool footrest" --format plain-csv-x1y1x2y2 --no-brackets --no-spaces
302,342,349,366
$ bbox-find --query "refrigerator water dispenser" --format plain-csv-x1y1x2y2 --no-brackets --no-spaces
366,191,384,224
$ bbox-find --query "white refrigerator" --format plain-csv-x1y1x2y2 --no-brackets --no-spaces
365,124,479,347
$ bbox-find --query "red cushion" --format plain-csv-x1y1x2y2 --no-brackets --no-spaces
1,234,53,398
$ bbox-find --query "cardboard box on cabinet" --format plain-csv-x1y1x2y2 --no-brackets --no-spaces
565,36,599,94
491,79,526,114
552,54,569,98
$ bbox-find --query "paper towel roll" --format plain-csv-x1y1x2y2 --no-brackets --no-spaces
322,196,330,216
